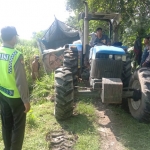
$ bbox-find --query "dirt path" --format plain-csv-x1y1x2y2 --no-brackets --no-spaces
95,100,127,150
77,81,128,150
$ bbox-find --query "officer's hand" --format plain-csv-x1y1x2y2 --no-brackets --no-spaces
24,102,30,113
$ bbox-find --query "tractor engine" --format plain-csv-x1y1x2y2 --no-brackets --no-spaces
89,45,126,103
90,45,126,79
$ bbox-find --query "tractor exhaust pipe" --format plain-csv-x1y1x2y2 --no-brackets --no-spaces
83,1,89,55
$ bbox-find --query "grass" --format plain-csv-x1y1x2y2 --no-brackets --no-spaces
61,98,100,150
31,73,54,100
1,95,150,150
0,97,100,150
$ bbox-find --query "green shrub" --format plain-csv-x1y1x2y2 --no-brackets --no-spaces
31,73,54,102
15,39,43,90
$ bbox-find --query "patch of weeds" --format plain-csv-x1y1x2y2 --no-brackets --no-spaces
76,98,96,121
26,110,38,128
74,134,99,150
23,101,55,150
31,73,54,103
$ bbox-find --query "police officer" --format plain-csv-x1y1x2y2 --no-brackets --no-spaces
0,26,30,150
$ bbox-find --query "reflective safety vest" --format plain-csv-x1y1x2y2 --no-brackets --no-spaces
0,47,21,98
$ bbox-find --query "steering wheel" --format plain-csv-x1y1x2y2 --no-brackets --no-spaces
94,41,106,46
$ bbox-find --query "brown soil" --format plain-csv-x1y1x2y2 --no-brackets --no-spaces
95,100,127,150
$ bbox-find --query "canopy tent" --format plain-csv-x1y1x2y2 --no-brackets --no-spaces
41,18,80,49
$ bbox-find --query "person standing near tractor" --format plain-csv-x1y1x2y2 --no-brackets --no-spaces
140,35,150,67
31,55,40,80
0,26,30,150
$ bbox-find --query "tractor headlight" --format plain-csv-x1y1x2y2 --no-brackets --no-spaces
115,55,126,61
115,55,122,60
109,55,113,59
122,55,126,61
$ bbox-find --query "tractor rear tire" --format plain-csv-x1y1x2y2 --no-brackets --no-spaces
128,68,150,122
122,53,132,88
54,68,74,120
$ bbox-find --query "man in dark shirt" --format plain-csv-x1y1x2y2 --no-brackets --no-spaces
140,36,150,67
93,27,111,46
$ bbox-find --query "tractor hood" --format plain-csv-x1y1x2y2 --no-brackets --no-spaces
90,45,125,60
93,45,125,55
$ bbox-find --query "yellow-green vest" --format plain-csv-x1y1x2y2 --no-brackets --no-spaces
0,47,21,98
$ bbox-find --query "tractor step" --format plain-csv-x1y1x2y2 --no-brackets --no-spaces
74,86,100,97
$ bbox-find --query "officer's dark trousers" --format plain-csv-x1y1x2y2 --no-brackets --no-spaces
0,93,26,150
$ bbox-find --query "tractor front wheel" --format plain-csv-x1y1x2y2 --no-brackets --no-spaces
54,68,74,120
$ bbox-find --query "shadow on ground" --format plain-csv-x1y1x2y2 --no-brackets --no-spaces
58,113,96,134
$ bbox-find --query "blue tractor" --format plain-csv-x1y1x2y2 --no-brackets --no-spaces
39,2,150,123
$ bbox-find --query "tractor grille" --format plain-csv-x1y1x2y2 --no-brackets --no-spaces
90,59,123,79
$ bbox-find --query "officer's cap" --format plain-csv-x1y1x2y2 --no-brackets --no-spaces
1,26,18,41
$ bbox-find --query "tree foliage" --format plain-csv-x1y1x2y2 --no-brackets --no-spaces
32,31,45,40
66,0,150,46
66,15,80,29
